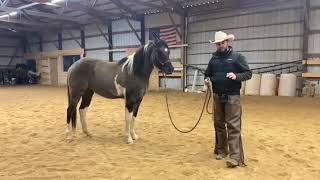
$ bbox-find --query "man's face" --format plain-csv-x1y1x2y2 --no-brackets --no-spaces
215,40,229,52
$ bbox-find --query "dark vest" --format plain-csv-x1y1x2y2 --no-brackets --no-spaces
209,50,242,95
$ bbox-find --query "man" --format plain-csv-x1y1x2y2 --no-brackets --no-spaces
204,31,252,168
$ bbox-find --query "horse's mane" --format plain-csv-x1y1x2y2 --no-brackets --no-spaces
117,57,129,65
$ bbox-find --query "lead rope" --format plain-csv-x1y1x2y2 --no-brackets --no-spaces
163,73,213,133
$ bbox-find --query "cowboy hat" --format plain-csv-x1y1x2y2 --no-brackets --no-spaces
209,31,235,44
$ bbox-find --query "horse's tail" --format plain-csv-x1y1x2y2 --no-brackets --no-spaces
66,78,77,128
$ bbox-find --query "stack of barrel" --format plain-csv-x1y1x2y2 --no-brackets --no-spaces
241,73,297,97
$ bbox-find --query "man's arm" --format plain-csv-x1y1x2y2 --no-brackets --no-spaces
235,54,252,81
204,59,213,80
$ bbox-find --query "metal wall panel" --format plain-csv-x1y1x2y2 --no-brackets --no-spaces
112,19,141,32
308,33,320,54
63,39,81,49
187,0,304,89
311,0,320,6
113,52,127,61
43,42,58,52
0,47,17,56
160,78,182,89
0,37,20,46
86,50,109,60
309,1,320,56
43,32,58,42
113,33,141,46
310,9,320,30
0,36,23,67
85,36,109,49
85,24,108,36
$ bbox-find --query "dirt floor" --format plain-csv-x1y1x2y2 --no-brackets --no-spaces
0,85,320,180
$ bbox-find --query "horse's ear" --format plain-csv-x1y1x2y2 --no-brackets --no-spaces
151,32,160,42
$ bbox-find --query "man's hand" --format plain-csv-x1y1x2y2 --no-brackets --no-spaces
226,72,236,80
204,78,211,86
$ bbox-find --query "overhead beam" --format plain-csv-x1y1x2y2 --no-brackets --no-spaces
23,10,83,24
125,18,141,44
96,23,111,45
0,2,39,16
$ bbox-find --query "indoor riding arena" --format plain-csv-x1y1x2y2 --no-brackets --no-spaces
1,0,320,180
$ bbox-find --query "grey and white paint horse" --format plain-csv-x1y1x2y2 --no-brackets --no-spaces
66,39,174,144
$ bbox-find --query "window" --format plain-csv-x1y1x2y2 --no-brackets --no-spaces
63,55,80,72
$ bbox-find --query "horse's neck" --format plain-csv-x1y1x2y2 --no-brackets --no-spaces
132,45,154,80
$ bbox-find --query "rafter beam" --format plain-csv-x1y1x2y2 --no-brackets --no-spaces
125,18,141,44
23,9,83,23
0,2,39,16
164,0,185,15
135,0,173,13
0,24,40,32
96,23,111,46
110,0,141,20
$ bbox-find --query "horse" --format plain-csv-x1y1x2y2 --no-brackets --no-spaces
66,39,174,144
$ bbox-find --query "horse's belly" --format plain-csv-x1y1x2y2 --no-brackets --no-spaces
91,79,125,99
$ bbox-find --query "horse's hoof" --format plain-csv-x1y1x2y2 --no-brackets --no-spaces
66,134,74,141
132,134,139,140
127,138,134,144
83,131,92,137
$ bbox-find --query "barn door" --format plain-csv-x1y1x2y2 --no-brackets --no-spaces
49,58,58,86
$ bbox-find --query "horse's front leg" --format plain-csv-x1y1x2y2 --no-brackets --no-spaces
131,99,142,141
125,103,134,144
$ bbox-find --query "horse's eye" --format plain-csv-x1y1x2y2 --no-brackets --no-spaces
164,48,168,52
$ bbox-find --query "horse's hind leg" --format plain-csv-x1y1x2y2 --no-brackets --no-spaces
66,96,81,140
79,89,94,137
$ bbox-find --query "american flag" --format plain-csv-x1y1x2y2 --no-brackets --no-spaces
149,26,177,46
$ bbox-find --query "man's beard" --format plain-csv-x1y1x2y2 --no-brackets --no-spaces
217,47,228,53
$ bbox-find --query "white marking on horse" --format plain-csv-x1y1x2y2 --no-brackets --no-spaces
66,122,74,139
125,107,134,144
130,116,138,140
79,107,90,136
143,43,149,53
121,53,135,73
114,74,126,97
164,48,168,52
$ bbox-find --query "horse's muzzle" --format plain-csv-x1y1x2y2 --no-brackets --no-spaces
162,63,174,74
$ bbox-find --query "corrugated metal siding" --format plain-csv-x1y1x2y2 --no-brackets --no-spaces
63,40,81,49
85,36,109,48
113,52,127,61
187,0,304,89
309,1,320,56
311,0,320,6
43,43,58,52
112,19,140,32
113,33,141,46
160,77,182,89
86,50,109,60
0,37,24,67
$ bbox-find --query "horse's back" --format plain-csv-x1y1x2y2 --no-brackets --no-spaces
68,58,123,98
